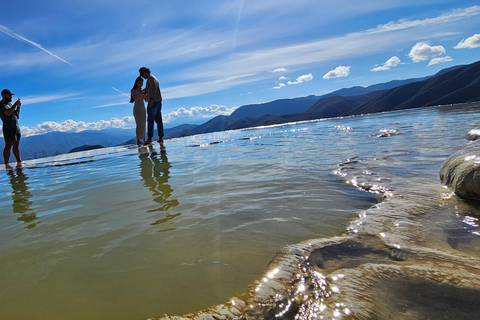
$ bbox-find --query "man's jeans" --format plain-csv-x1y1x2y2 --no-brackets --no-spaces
147,101,164,139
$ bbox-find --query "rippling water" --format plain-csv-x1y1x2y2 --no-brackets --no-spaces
1,104,479,320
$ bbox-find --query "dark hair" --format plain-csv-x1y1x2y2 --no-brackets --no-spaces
139,67,150,76
129,76,144,103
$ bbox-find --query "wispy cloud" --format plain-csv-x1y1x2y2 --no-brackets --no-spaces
0,24,72,66
273,83,286,89
20,93,80,105
271,67,288,73
371,56,402,72
454,33,480,49
428,56,453,66
163,6,479,97
371,5,480,34
323,66,350,79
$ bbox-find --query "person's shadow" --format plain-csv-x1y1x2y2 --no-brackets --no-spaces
139,146,180,229
6,168,38,229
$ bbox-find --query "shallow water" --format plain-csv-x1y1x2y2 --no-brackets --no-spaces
1,104,480,320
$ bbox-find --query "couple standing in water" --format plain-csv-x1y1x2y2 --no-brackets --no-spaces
130,67,164,146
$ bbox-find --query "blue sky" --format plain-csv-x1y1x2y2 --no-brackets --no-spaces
0,0,479,137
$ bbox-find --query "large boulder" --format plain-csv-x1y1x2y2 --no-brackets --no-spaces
440,140,480,200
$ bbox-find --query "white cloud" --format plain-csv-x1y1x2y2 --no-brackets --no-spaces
272,67,287,73
323,66,350,79
279,76,287,80
273,83,286,89
408,42,445,62
384,56,401,67
371,56,401,72
287,73,313,85
20,117,136,137
427,56,453,66
454,33,480,49
163,104,237,123
17,104,238,137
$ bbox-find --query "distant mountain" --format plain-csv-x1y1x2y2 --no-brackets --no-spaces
165,124,199,139
305,91,385,119
229,95,321,120
3,130,133,163
224,91,386,131
323,79,426,98
228,74,433,121
69,145,104,153
351,60,480,115
325,65,462,99
169,115,236,138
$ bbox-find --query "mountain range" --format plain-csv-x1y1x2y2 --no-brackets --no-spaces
3,61,479,163
168,61,479,137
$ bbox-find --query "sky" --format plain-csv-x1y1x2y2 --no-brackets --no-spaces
0,0,479,137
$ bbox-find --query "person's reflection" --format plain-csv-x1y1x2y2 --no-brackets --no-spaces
139,145,180,227
7,168,38,229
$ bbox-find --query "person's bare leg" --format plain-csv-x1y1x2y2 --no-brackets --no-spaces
4,142,12,168
12,141,22,167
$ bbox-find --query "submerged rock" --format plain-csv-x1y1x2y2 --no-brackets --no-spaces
440,140,480,200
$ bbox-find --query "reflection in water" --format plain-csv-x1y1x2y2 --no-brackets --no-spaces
7,168,37,229
139,146,180,228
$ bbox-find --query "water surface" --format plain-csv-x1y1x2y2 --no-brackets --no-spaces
0,104,479,319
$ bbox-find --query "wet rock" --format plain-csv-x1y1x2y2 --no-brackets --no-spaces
466,128,480,141
440,140,480,200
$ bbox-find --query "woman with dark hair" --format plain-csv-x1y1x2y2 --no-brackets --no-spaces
130,76,146,145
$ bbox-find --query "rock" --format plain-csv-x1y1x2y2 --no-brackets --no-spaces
466,128,480,141
440,140,480,200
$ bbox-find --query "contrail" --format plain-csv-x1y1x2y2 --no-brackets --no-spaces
112,86,130,98
0,24,72,67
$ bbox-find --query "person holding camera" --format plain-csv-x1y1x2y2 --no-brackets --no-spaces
0,89,22,168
